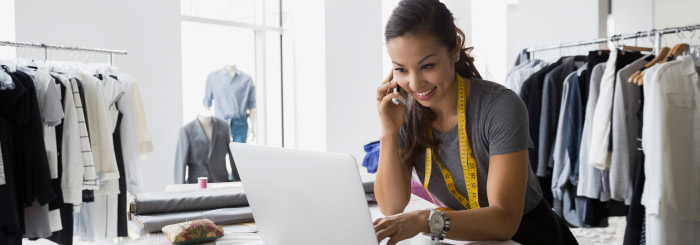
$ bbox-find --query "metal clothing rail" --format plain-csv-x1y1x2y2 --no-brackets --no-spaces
0,40,127,65
527,24,700,57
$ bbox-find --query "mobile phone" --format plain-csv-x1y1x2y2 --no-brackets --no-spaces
392,83,408,106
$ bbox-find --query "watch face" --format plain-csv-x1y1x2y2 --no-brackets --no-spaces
431,214,444,228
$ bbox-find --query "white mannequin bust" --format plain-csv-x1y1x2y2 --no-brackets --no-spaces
225,64,237,77
201,108,257,142
198,108,214,142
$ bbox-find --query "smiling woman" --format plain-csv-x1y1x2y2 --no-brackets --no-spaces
373,0,578,244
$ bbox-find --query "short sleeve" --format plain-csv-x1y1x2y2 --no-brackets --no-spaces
484,89,534,156
246,78,256,109
203,74,214,107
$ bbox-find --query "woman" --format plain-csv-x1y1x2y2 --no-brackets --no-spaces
373,0,577,244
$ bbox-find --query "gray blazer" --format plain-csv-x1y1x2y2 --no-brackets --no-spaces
175,117,240,184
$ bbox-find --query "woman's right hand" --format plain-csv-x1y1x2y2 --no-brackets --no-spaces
376,70,407,136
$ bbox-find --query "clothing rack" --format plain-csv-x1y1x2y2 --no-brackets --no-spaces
527,24,700,58
0,40,127,66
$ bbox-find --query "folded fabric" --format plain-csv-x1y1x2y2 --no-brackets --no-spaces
362,141,380,173
132,187,248,215
162,219,224,245
131,206,254,233
362,180,374,194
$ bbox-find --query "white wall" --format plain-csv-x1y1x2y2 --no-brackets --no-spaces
0,0,14,58
442,0,473,47
324,0,383,161
471,1,508,83
14,0,183,193
506,3,518,71
612,0,653,34
507,0,607,66
288,0,327,152
652,0,700,49
281,0,383,165
654,0,700,30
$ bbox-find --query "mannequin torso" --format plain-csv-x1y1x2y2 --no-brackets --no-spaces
198,111,214,142
225,65,237,78
202,66,257,142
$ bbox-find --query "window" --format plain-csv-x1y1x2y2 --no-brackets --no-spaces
181,21,256,125
180,0,291,146
181,0,256,25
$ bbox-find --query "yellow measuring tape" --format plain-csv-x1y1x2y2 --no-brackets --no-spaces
423,74,480,211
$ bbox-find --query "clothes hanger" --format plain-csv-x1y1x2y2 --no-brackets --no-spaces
558,43,564,60
622,32,654,52
43,45,48,63
621,45,653,52
630,30,667,85
643,47,670,68
661,28,690,63
636,29,689,85
633,47,668,86
616,34,632,56
667,28,685,56
628,70,642,83
611,35,620,53
692,28,700,60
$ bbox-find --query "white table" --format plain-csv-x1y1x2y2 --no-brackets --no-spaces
127,192,517,245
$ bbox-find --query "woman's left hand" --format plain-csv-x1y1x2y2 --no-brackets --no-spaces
374,210,429,245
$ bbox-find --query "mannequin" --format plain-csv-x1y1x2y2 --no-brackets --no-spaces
202,106,256,141
225,64,237,77
198,109,214,142
247,109,256,141
175,113,239,184
203,64,257,142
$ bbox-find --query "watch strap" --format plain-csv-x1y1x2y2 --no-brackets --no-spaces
427,208,450,241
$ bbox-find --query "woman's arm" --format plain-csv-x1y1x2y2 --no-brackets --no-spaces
375,149,528,243
375,136,414,215
375,70,412,216
434,149,529,240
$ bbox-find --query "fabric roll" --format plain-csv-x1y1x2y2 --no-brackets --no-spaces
362,180,374,194
132,187,248,215
362,180,378,203
131,207,254,233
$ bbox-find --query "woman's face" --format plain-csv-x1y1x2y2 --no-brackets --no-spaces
386,34,457,108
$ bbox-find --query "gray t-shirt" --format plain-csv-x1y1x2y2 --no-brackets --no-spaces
399,79,543,214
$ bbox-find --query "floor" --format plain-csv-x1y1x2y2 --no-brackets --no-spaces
571,216,627,245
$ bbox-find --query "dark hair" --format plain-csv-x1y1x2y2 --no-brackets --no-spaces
384,0,481,165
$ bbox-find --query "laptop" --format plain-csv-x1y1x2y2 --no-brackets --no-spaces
230,143,447,245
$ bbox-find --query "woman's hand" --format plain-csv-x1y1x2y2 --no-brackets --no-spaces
376,70,407,136
373,210,429,245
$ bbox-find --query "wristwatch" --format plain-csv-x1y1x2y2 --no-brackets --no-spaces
426,209,450,241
